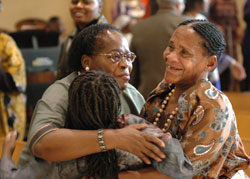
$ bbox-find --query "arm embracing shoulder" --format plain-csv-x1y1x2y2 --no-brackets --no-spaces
28,80,123,161
27,81,69,160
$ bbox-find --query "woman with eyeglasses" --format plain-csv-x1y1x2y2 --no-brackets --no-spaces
57,0,107,80
18,24,168,178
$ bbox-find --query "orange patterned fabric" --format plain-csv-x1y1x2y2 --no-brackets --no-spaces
141,79,250,178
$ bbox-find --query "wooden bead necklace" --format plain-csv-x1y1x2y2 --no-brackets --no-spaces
153,86,178,133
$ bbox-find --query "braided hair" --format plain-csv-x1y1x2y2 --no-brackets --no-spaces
178,19,226,61
66,71,121,179
68,24,120,73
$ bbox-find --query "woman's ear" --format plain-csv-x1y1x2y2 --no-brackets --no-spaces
205,55,217,72
81,54,92,71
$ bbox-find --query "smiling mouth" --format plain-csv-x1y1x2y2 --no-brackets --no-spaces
74,12,85,16
72,10,87,16
167,65,182,71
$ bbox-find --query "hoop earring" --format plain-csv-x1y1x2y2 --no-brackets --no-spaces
85,66,90,71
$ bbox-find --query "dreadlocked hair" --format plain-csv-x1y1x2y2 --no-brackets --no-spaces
66,71,121,179
68,24,120,73
178,19,226,61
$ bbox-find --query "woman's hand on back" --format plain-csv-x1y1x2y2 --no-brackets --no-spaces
106,124,166,165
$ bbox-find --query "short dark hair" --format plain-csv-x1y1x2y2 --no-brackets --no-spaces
68,24,120,73
178,19,226,61
66,70,121,178
184,0,203,14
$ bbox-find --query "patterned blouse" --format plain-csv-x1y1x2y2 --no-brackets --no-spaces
140,79,250,178
0,33,26,140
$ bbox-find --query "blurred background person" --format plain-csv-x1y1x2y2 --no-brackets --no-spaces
0,0,27,141
209,0,243,91
57,0,107,80
46,16,67,42
183,0,210,19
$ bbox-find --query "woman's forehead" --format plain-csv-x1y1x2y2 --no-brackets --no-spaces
171,26,205,50
172,26,198,43
95,30,128,51
175,25,195,36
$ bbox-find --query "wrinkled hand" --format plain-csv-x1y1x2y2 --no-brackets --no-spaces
2,130,17,157
231,62,246,81
115,124,166,165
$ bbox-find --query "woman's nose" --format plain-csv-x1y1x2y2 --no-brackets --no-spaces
119,58,132,69
164,51,178,63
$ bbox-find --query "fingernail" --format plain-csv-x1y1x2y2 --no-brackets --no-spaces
157,158,162,162
146,160,151,165
161,154,166,158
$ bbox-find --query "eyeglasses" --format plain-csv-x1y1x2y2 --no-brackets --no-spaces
97,51,136,63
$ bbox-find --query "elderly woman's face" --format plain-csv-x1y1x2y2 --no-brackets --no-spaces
163,25,212,86
70,0,101,27
88,30,133,90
